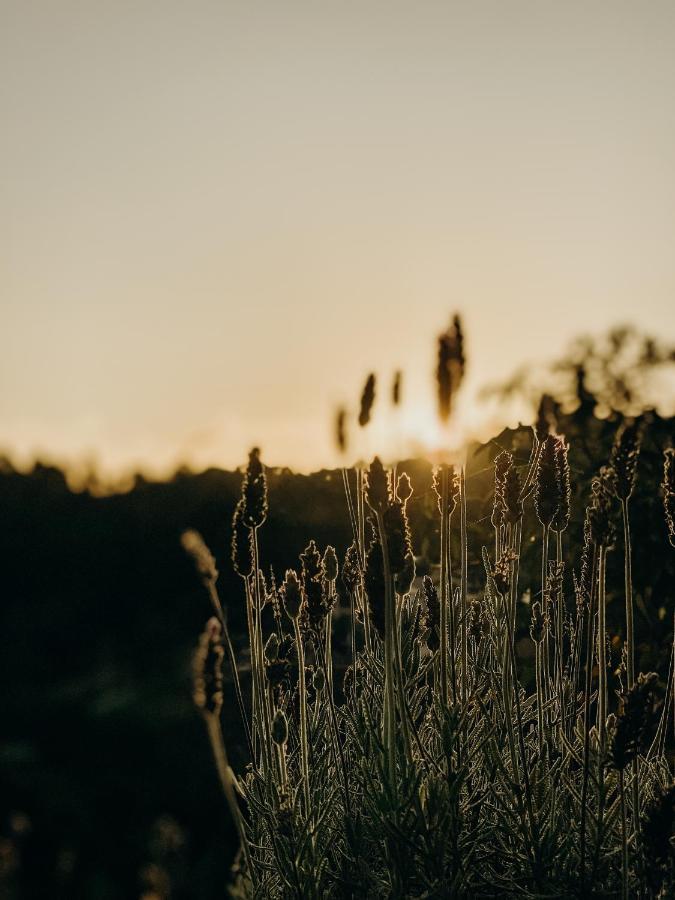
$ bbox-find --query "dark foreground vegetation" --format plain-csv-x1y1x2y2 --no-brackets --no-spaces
1,326,673,897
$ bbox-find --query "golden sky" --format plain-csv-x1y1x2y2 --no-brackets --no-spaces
3,1,675,478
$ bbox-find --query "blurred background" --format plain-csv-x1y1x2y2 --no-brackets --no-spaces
2,1,675,897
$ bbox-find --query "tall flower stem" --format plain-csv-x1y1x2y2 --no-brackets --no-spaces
246,578,271,774
325,610,334,691
447,521,458,705
621,498,640,856
460,466,469,705
392,594,414,766
535,640,545,755
252,533,273,773
621,499,635,689
580,545,598,888
342,467,360,549
541,524,551,706
555,528,565,733
243,578,260,761
621,498,640,847
376,510,398,788
592,546,609,886
597,546,608,740
439,466,449,707
357,468,372,655
619,768,629,900
292,617,310,816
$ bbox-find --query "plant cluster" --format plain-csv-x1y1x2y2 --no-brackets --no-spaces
183,320,674,898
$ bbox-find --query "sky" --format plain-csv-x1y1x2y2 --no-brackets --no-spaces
2,1,675,480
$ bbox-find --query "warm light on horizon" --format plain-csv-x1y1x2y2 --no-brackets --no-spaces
3,2,675,481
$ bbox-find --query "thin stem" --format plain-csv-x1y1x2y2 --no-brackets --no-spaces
251,535,273,774
349,588,357,667
620,768,629,900
292,618,311,816
325,608,334,690
535,641,545,755
376,509,398,789
243,576,258,755
447,514,458,705
357,468,372,656
342,467,360,549
555,528,565,734
541,524,551,705
597,546,608,741
460,466,468,705
622,499,641,848
621,500,635,690
580,544,598,890
439,467,449,707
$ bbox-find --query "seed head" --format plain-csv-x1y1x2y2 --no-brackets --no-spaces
281,569,304,621
312,667,325,693
383,498,412,575
192,617,224,716
181,529,218,585
535,435,560,528
662,448,675,548
365,457,391,512
265,655,290,688
322,545,338,583
364,539,385,640
300,540,322,582
231,500,254,578
271,709,288,746
552,438,571,532
422,575,440,652
468,600,485,643
300,541,327,631
268,569,282,624
534,393,557,442
587,467,617,549
342,542,362,595
492,552,514,596
575,512,594,611
610,419,643,502
392,370,402,407
436,314,465,423
530,602,546,643
503,464,524,525
358,373,376,427
491,452,512,529
610,672,658,770
432,464,460,518
241,448,268,528
335,407,348,455
546,560,564,600
396,471,413,503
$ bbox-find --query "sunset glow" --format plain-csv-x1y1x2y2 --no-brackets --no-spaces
3,2,675,479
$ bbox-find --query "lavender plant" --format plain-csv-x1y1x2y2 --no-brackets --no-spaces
183,322,674,898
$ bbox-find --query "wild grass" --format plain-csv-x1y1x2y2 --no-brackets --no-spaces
184,320,674,898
